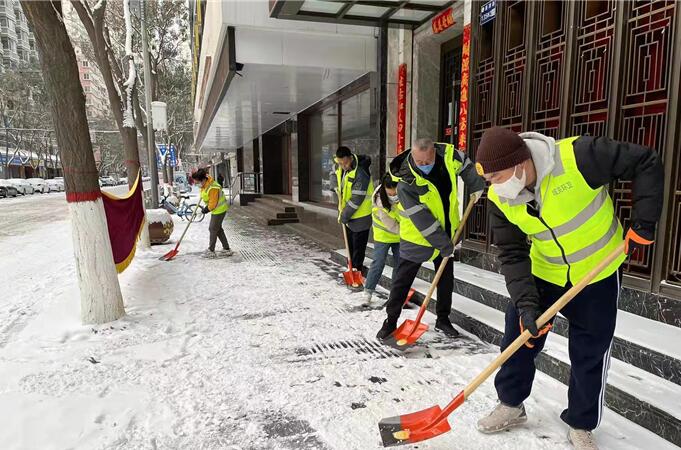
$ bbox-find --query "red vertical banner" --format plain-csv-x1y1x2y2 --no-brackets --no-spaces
397,63,407,154
458,24,471,151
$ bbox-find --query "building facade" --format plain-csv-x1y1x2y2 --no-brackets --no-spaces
192,2,681,444
0,0,37,69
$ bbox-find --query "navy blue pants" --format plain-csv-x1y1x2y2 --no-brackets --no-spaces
495,270,621,431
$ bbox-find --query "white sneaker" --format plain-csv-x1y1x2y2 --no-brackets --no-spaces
361,290,373,307
219,249,234,257
568,428,599,450
477,402,527,433
202,250,217,259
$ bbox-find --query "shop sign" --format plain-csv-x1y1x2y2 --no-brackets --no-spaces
480,0,496,25
396,63,407,154
432,7,454,34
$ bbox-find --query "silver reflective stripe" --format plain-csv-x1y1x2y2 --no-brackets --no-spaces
552,145,565,176
373,221,395,234
402,204,426,216
532,190,608,241
421,220,441,237
347,200,359,209
351,189,366,195
542,216,619,265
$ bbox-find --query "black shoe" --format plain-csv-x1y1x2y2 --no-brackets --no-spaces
376,319,397,340
435,318,460,338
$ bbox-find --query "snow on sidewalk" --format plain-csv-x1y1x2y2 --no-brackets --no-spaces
0,210,674,450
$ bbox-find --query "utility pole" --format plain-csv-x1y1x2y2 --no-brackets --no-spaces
140,0,159,208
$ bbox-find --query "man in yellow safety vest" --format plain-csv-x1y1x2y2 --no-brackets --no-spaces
335,146,374,277
474,127,663,450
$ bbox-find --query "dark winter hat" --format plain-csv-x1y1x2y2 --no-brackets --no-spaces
475,127,531,175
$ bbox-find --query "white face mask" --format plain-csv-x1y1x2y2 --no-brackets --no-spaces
493,165,527,199
388,194,399,204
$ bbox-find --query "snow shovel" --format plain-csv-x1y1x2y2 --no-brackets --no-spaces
378,242,626,447
341,223,363,287
387,197,477,348
337,187,363,287
159,199,203,261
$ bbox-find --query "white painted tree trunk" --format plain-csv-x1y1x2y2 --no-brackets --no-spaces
69,198,125,324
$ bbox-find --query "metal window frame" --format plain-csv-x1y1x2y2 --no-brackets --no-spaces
269,0,456,29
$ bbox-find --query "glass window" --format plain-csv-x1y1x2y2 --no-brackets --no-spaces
341,89,378,181
347,4,390,18
300,0,344,14
309,104,338,204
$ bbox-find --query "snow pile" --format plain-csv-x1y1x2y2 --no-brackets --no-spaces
146,208,172,225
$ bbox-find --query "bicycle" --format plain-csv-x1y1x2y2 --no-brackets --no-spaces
160,194,205,222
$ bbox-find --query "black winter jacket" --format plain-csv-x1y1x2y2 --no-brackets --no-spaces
489,135,664,311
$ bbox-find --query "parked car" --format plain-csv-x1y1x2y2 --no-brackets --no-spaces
99,176,117,187
52,177,65,191
118,177,128,185
26,178,48,193
46,179,64,192
0,186,6,198
8,178,35,195
0,180,18,197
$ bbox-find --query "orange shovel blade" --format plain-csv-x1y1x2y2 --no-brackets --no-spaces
342,270,356,286
392,319,429,348
378,405,450,447
159,249,179,261
353,270,364,286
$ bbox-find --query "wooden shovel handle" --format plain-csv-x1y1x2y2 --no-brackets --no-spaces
463,242,626,398
173,198,203,251
337,188,355,272
413,196,478,320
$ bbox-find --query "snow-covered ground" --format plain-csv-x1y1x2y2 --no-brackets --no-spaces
0,199,675,450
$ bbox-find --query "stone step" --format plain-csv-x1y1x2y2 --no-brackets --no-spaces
329,248,681,447
267,217,299,226
276,212,298,219
359,244,681,388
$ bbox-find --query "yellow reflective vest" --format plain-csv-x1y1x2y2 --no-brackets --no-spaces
336,154,373,222
200,179,229,215
372,193,400,244
488,136,625,286
396,143,463,261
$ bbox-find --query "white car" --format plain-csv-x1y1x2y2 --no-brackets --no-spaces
0,180,19,197
8,178,35,195
46,179,64,192
52,177,65,191
26,178,48,193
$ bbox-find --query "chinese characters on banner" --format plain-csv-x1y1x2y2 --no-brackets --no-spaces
458,24,471,151
432,7,455,34
397,63,407,154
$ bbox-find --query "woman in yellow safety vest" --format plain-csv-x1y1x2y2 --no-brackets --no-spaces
363,173,400,305
191,168,233,259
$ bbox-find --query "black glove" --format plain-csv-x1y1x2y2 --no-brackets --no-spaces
625,222,655,256
441,241,455,258
518,304,542,337
517,302,553,349
201,205,210,214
